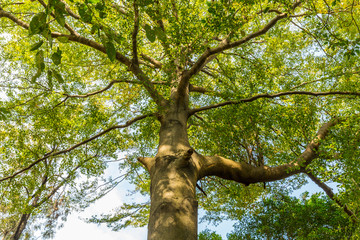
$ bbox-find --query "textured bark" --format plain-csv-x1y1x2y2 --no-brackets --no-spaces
147,106,199,240
147,153,198,240
141,102,339,239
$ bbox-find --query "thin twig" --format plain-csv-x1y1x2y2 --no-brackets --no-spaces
0,113,154,182
190,91,360,115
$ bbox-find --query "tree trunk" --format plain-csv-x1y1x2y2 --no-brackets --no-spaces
147,108,199,240
147,154,198,240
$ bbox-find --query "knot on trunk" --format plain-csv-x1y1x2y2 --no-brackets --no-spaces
178,148,194,168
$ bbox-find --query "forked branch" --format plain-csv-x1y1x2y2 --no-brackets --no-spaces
0,113,154,182
178,1,303,96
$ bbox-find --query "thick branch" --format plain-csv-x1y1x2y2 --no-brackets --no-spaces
305,170,358,222
0,6,29,29
198,120,338,185
0,8,166,106
0,113,154,182
0,8,131,65
137,157,155,172
190,91,360,115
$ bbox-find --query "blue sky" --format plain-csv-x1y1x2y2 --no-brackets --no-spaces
53,176,331,240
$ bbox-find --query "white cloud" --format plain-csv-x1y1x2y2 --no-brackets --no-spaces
54,214,147,240
54,181,147,240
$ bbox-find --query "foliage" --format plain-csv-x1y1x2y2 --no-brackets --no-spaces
227,193,357,240
199,229,223,240
0,0,360,239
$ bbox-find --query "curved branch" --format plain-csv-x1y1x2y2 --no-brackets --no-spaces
189,91,360,115
304,170,358,222
0,6,29,29
63,79,140,98
0,8,166,106
0,113,154,182
198,120,338,185
177,1,302,97
0,8,131,66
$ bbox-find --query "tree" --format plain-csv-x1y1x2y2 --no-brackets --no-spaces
227,192,356,239
0,0,360,239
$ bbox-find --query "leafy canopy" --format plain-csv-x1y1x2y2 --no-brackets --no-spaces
0,0,360,238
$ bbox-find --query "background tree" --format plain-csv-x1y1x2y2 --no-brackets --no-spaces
227,192,356,239
0,0,360,239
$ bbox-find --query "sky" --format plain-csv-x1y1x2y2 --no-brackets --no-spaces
53,176,235,240
52,176,330,240
54,188,148,240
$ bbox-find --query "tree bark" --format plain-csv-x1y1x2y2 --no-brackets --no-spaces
146,106,200,240
147,152,198,240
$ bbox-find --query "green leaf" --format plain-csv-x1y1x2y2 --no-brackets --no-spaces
91,24,99,35
144,24,156,42
53,70,64,83
332,0,340,6
35,50,45,71
208,7,216,15
95,2,105,11
41,24,51,40
47,69,53,89
29,12,47,36
105,41,116,62
51,48,62,65
138,0,153,7
0,107,10,120
154,27,166,42
263,7,270,13
78,4,92,23
30,41,44,51
99,11,107,19
31,68,42,83
114,35,125,45
55,9,66,27
55,1,66,12
87,0,101,3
